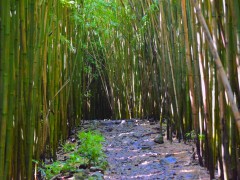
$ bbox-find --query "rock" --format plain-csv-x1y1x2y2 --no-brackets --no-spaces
90,166,104,173
150,121,156,125
70,130,76,135
57,173,73,179
132,141,141,149
133,133,141,138
121,158,128,163
91,172,104,180
165,154,174,157
154,134,164,144
74,169,89,179
160,156,177,165
173,164,179,168
142,141,155,147
141,145,151,150
182,173,197,179
105,127,113,132
71,137,76,142
129,146,135,150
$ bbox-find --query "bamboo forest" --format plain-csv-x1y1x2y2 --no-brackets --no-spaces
0,0,240,179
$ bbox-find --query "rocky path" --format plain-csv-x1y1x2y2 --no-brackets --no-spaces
85,119,210,180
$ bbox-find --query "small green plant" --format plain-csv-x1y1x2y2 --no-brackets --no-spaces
185,131,205,142
63,142,76,153
77,131,105,166
45,161,65,179
66,152,85,167
185,130,196,141
34,130,107,179
198,133,205,141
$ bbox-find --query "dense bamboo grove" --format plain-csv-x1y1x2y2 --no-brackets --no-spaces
0,0,240,179
0,0,87,179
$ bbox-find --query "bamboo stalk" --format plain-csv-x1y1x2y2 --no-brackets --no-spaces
0,1,11,179
192,0,240,133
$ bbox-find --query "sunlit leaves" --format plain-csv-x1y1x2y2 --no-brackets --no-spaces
60,0,78,9
77,131,105,165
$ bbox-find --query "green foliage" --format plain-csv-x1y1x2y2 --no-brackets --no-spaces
62,142,76,153
35,131,107,179
149,1,159,12
38,153,85,179
66,152,85,167
198,134,205,141
185,130,205,141
60,0,77,9
45,161,66,179
66,0,119,37
77,131,105,165
185,130,196,140
84,66,92,74
84,90,92,98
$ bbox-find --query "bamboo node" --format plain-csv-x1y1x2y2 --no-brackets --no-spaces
216,65,223,71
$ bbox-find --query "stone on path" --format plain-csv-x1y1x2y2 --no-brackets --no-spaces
90,171,104,180
154,134,164,144
160,156,177,165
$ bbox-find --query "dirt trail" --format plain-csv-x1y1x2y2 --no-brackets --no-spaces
85,119,210,180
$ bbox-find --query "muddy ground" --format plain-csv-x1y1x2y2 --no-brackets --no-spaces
82,119,210,180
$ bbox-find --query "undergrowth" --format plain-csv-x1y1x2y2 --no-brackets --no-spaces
35,130,107,179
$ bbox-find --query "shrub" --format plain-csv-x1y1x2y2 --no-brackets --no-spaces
77,131,105,166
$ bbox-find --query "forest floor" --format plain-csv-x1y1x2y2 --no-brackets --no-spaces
82,119,210,180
